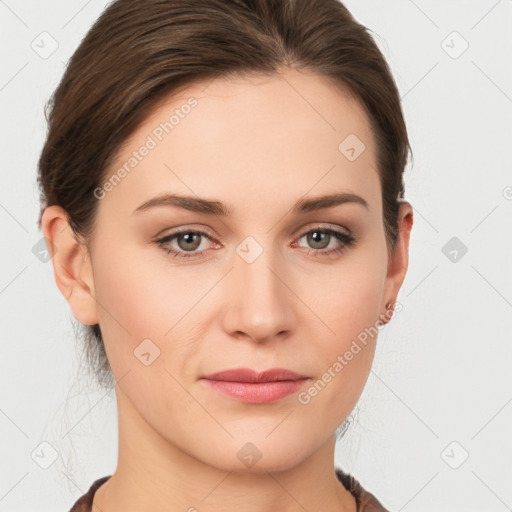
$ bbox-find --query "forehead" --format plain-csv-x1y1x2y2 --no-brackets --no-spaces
99,67,380,220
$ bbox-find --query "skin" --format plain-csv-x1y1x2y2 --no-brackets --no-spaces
41,67,413,512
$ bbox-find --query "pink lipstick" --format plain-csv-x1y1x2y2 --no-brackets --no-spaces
200,368,310,404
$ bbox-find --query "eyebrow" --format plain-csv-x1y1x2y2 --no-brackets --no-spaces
132,191,369,216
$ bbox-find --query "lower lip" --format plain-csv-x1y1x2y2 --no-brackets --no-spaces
201,379,309,404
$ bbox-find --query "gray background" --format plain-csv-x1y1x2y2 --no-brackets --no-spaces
1,0,511,510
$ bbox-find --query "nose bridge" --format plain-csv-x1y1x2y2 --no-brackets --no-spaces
239,241,280,300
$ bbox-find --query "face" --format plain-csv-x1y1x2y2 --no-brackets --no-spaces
60,68,408,473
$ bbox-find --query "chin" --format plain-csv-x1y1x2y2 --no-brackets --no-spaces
197,435,313,474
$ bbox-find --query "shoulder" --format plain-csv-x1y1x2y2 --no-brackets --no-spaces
335,468,391,512
68,475,112,512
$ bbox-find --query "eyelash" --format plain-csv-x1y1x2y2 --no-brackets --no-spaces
156,225,356,261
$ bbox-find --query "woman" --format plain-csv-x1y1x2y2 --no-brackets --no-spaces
37,0,414,510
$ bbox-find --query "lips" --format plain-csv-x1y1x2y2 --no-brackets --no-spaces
201,368,307,383
200,368,310,404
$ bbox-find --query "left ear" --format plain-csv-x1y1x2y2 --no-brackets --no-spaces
382,200,414,315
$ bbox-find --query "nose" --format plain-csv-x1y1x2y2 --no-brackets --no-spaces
221,239,297,343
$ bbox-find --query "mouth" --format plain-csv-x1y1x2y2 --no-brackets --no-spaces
200,368,310,404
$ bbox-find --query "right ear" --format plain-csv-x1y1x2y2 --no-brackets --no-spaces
40,205,99,326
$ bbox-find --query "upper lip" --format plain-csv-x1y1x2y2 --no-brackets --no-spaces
201,368,308,383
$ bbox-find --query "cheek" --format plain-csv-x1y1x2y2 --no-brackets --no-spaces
92,240,188,338
91,241,209,379
298,248,386,405
305,251,386,345
91,247,201,416
90,241,166,379
93,256,157,339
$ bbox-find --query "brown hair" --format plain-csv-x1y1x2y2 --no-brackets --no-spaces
37,0,412,388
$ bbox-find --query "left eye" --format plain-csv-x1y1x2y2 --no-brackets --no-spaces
156,226,355,260
294,227,355,256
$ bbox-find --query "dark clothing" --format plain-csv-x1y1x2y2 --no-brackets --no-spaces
69,468,390,511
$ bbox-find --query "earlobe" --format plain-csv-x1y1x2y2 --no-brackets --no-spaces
40,205,99,326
